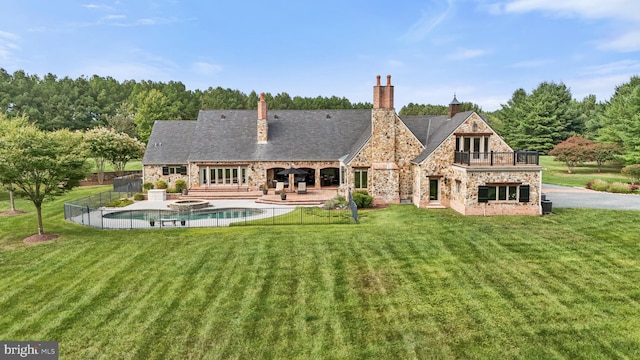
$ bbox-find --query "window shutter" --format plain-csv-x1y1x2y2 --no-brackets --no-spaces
519,185,530,202
180,166,187,175
162,166,169,175
478,186,489,203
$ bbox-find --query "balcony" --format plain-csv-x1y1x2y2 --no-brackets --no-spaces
454,151,539,166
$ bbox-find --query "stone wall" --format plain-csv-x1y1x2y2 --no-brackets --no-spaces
450,165,542,215
414,113,516,208
143,165,189,188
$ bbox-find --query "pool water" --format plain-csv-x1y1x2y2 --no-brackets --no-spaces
103,208,264,221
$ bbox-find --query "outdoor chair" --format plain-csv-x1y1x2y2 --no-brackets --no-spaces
275,181,284,194
297,182,307,194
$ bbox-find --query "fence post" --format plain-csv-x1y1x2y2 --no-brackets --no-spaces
490,151,494,166
513,151,517,166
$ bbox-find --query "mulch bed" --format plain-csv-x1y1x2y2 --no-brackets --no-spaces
0,210,27,216
23,234,59,244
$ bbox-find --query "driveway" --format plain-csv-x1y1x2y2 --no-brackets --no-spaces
542,184,640,210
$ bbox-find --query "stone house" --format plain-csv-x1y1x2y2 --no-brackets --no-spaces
142,75,542,215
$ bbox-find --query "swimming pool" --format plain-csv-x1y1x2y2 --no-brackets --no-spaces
103,207,265,221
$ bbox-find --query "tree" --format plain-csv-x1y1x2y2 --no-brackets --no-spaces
0,114,29,213
84,127,146,182
590,143,623,172
132,89,176,142
106,132,146,177
105,102,137,138
548,136,594,173
0,121,89,235
621,164,640,184
498,83,580,154
598,76,640,164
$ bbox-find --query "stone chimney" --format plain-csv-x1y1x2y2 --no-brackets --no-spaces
373,75,394,109
448,94,461,119
257,93,268,144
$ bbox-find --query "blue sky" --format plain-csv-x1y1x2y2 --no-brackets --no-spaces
1,0,639,111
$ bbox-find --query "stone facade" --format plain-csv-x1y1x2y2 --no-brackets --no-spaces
412,112,542,215
143,165,189,188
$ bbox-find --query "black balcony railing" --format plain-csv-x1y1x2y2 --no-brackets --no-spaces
454,151,539,166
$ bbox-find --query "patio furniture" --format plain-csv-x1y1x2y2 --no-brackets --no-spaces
275,181,285,194
298,182,307,194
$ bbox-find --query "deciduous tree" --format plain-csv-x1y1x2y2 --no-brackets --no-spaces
0,120,89,235
548,136,594,173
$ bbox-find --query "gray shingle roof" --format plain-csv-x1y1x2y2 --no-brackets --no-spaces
143,109,372,164
407,111,477,164
142,120,197,165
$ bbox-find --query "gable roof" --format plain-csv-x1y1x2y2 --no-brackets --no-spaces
407,111,478,164
142,120,197,165
143,109,372,164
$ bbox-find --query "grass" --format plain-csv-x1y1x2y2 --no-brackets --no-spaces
86,158,142,173
541,155,628,187
1,187,640,359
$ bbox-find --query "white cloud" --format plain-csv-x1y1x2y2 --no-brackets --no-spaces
191,62,222,76
0,30,20,61
400,0,454,42
447,48,490,60
499,0,640,21
82,3,114,11
581,60,640,75
598,31,640,52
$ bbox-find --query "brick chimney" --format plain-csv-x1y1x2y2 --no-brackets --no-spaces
373,75,394,109
448,94,461,119
257,93,268,144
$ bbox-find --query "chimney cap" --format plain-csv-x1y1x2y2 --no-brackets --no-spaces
260,93,265,101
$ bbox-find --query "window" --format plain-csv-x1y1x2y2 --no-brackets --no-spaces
354,169,368,189
162,166,187,175
478,184,530,202
200,166,248,185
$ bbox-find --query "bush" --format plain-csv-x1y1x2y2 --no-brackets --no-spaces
590,179,609,192
631,184,639,192
621,164,640,184
352,190,373,208
166,187,178,193
608,182,632,194
175,179,187,192
585,180,594,190
143,181,154,192
155,180,168,189
324,195,348,209
106,198,134,207
133,193,145,201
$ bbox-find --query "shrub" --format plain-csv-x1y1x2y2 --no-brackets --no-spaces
324,195,348,209
175,179,187,192
590,179,609,192
143,181,154,192
166,187,178,193
352,190,373,208
155,180,168,189
631,184,639,192
608,182,632,194
585,180,594,190
133,193,145,201
621,164,640,184
106,198,134,207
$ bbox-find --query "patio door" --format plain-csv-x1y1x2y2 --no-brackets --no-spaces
429,178,439,202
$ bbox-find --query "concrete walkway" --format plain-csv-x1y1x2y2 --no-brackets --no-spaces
542,184,640,210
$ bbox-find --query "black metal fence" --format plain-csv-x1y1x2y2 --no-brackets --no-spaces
64,191,357,229
454,151,539,166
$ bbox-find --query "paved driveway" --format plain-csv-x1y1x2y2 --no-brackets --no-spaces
542,184,640,210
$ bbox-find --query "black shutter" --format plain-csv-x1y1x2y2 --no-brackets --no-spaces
519,185,530,202
478,186,489,203
162,166,169,175
180,166,187,175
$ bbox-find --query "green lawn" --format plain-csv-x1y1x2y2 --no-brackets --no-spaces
541,155,628,187
86,158,142,173
1,187,640,359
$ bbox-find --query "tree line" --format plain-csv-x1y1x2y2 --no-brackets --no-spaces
0,68,371,142
2,68,640,163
